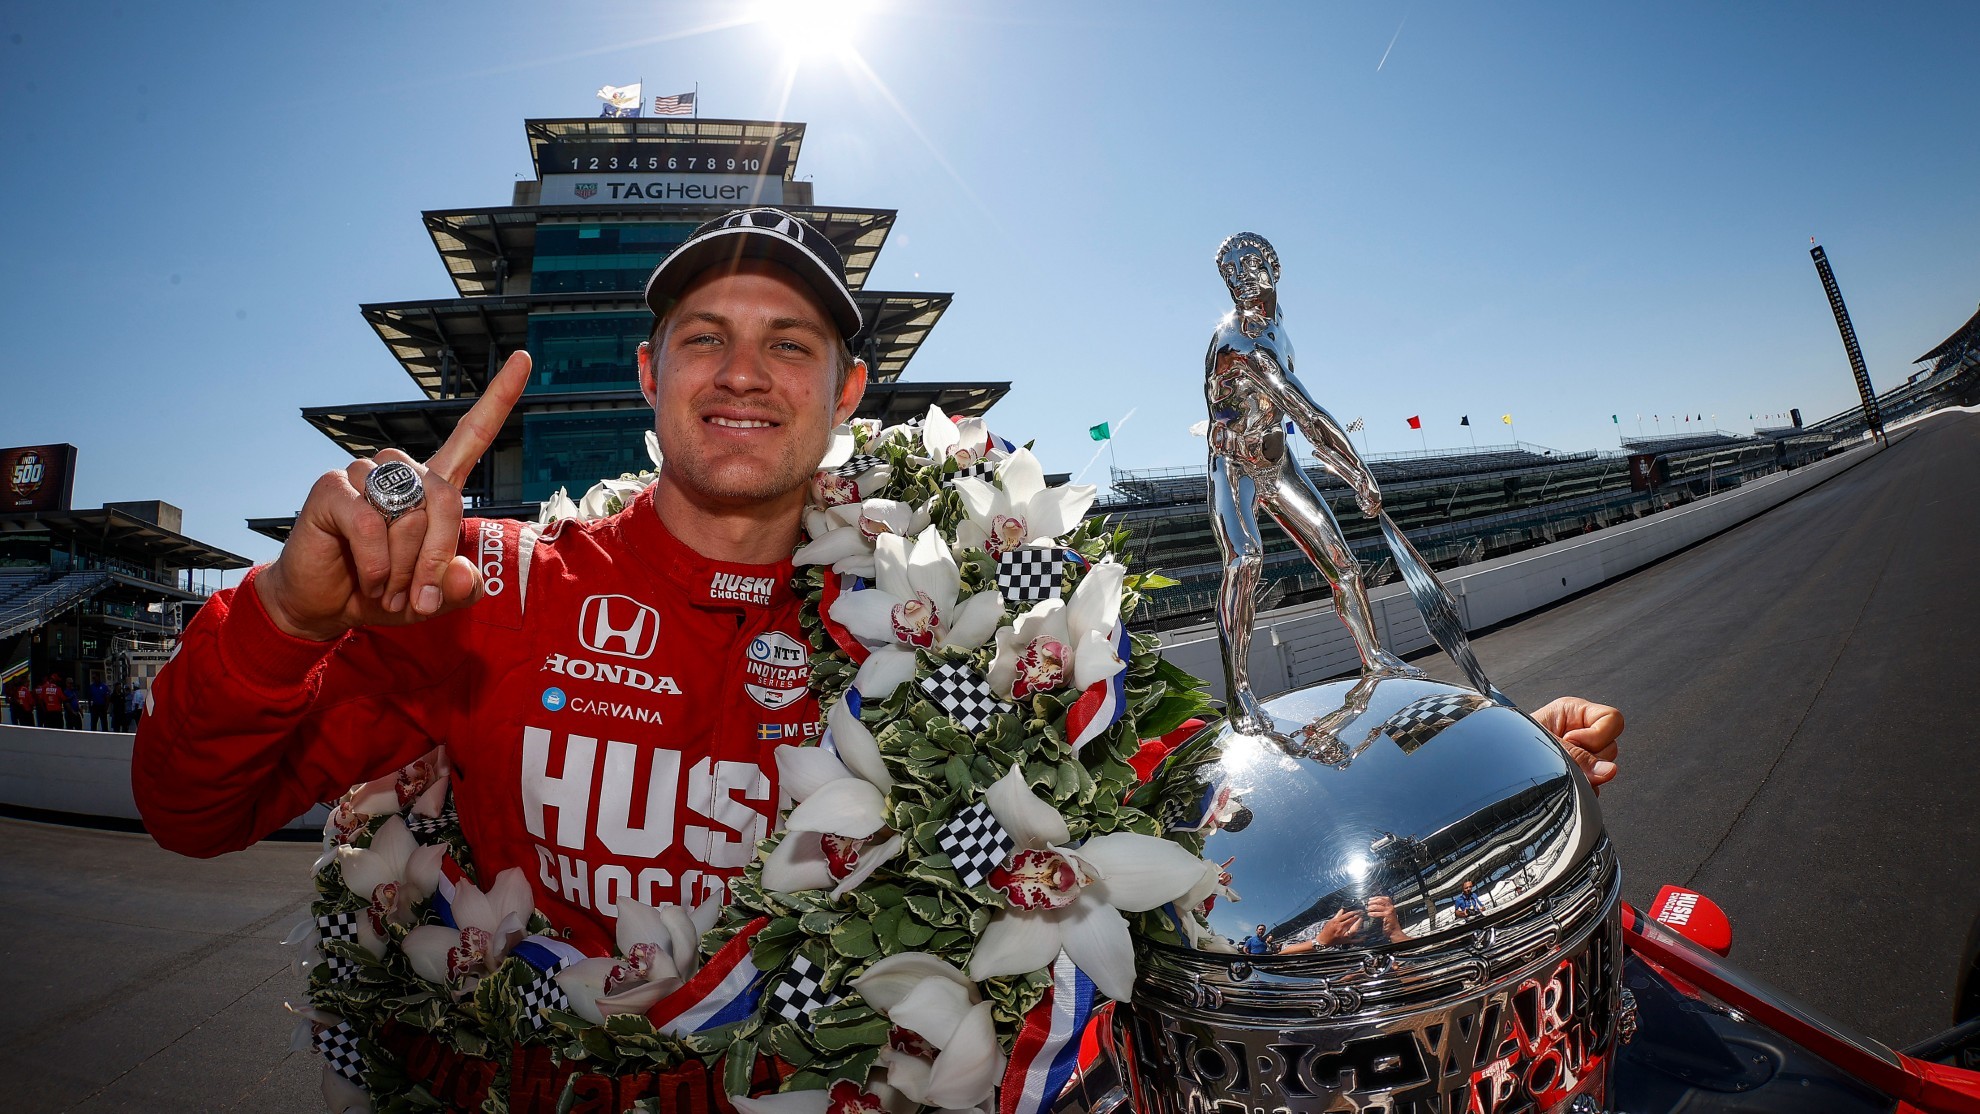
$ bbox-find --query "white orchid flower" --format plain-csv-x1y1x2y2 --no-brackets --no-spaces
987,559,1127,702
826,527,1005,701
322,748,448,847
967,767,1213,1002
553,896,720,1024
537,486,579,525
645,427,664,469
336,815,445,958
915,404,993,468
853,953,1006,1109
578,475,651,520
403,867,534,998
762,701,904,897
795,498,932,577
818,423,857,470
953,449,1097,559
730,1077,910,1114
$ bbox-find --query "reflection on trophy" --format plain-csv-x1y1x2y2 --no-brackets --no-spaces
1096,235,1625,1114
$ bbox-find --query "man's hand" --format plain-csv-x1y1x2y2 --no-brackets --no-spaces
1532,696,1622,791
1316,907,1364,947
1367,895,1409,942
257,353,532,641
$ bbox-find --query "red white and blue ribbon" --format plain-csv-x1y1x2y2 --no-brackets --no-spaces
998,952,1096,1114
1064,621,1130,753
647,917,770,1035
817,572,870,664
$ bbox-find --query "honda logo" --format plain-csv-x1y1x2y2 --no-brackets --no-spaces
579,594,660,659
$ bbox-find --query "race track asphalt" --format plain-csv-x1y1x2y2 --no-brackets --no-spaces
2,410,1976,1113
1415,408,1980,1048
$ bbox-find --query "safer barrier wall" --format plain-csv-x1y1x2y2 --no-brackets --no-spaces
1157,437,1881,700
0,723,325,831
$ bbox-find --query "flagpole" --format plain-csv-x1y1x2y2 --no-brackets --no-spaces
694,82,700,119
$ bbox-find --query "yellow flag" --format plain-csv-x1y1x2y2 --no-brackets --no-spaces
1501,414,1513,425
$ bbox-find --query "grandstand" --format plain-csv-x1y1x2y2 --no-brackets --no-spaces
1095,432,1836,627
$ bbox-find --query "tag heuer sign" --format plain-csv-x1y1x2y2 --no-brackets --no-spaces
574,182,598,199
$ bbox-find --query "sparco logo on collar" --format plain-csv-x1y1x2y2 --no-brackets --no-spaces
579,594,660,659
709,572,776,606
479,520,507,596
743,630,809,710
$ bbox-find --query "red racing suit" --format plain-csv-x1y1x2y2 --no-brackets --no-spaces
133,486,815,956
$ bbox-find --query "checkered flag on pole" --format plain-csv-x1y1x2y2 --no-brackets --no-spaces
996,545,1065,605
313,1017,366,1084
316,910,361,981
764,952,843,1027
936,799,1017,887
1378,691,1489,753
918,661,1010,734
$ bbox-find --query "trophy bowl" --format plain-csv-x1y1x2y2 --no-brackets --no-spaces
1120,674,1624,1114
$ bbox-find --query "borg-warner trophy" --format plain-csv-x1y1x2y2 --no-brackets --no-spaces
1101,235,1626,1114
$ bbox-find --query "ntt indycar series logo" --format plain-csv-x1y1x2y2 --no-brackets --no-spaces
743,631,808,710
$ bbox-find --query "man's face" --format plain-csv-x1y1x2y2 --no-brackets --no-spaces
641,258,865,510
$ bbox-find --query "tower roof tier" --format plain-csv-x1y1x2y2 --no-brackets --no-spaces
525,118,806,181
361,290,951,400
424,204,897,298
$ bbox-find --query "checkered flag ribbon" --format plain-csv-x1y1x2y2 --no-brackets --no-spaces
316,910,361,981
402,807,457,843
513,965,572,1032
945,455,1000,487
765,952,843,1027
937,799,1017,887
830,453,884,478
313,1017,365,1084
918,660,1010,734
996,545,1064,605
1380,691,1489,752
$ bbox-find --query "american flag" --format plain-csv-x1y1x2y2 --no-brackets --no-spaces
653,91,695,116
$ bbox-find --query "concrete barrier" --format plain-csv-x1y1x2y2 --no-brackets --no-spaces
0,723,325,833
1158,436,1883,699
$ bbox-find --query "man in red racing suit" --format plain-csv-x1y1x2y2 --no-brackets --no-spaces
134,486,814,957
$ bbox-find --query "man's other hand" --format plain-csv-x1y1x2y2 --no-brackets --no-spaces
257,352,532,641
1533,696,1622,791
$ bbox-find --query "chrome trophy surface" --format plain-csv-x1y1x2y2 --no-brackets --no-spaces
1107,235,1624,1114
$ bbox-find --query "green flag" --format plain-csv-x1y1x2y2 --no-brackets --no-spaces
1611,414,1619,424
1088,422,1111,441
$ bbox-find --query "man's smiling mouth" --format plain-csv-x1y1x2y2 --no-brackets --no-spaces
706,416,778,429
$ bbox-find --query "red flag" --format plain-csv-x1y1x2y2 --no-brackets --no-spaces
1406,415,1422,429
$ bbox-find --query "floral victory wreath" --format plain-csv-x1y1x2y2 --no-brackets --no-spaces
291,408,1230,1114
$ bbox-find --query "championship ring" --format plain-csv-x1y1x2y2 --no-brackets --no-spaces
363,460,425,521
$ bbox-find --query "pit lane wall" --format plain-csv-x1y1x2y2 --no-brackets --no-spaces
1156,433,1887,701
0,723,325,833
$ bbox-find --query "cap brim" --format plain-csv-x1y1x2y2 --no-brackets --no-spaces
644,225,864,345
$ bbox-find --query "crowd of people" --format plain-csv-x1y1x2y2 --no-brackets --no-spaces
6,672,146,731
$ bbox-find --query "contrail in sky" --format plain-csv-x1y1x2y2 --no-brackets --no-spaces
1377,12,1410,71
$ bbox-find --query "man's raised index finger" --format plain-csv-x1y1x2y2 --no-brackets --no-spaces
428,351,532,486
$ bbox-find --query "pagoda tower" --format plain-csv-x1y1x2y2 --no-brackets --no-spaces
252,117,1006,538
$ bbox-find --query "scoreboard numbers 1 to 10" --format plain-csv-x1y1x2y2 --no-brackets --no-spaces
567,155,764,172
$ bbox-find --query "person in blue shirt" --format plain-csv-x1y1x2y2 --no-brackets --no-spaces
1240,924,1277,954
1453,880,1486,921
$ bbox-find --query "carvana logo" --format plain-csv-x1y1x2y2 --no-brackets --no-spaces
541,687,567,712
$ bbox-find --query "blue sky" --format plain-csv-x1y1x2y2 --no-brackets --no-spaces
3,1,1976,570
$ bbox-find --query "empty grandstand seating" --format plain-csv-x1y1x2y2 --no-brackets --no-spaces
0,570,113,641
